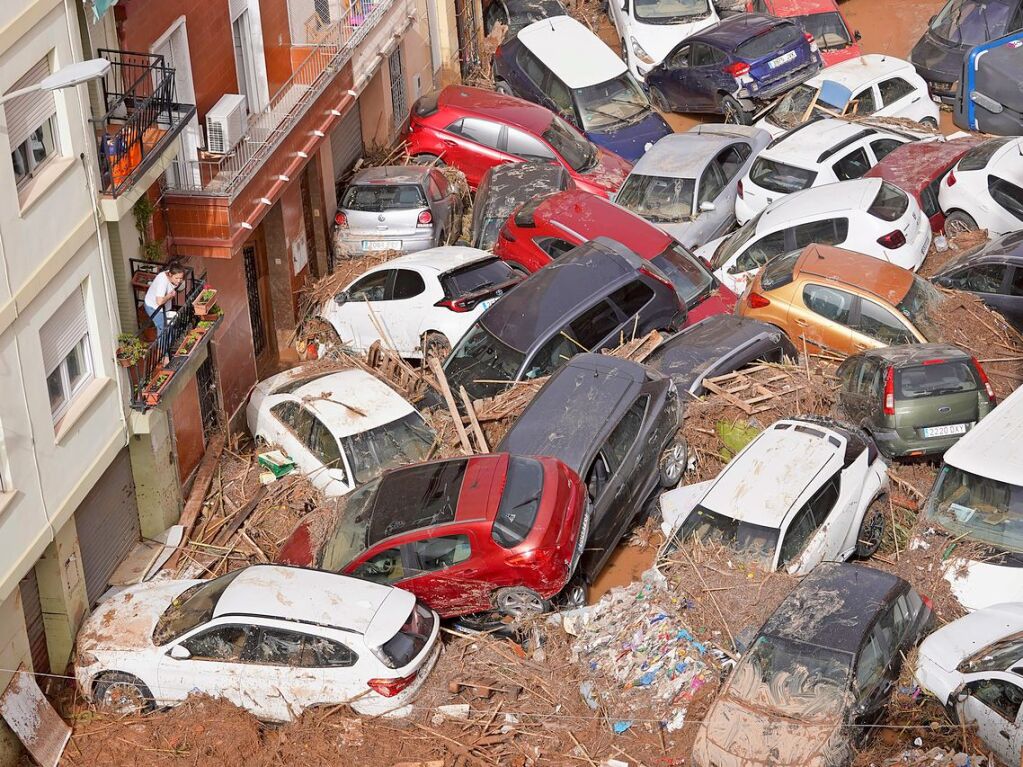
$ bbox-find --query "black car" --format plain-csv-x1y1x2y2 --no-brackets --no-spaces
442,237,687,400
645,315,796,397
692,562,932,767
483,0,567,37
931,230,1023,331
497,354,684,583
470,162,570,251
909,0,1023,104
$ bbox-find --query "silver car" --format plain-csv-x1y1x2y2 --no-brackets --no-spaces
613,124,771,250
332,166,463,257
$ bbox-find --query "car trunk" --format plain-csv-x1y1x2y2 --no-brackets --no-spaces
341,182,430,247
742,26,807,84
345,206,425,243
891,360,987,440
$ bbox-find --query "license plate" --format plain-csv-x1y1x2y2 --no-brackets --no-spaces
768,50,796,69
923,423,968,438
931,95,942,104
477,299,494,312
362,240,401,251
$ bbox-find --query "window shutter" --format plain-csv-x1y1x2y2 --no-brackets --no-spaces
41,285,88,374
3,57,56,150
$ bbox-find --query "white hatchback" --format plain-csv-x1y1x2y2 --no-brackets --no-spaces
938,137,1023,236
74,565,441,721
700,177,932,294
607,0,719,81
320,247,521,359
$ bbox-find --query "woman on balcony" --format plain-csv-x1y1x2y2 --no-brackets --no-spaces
144,262,186,363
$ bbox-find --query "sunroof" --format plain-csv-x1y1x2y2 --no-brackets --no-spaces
368,459,468,544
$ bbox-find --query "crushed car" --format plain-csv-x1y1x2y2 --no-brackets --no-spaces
746,0,861,66
608,0,719,82
470,161,570,251
930,229,1023,331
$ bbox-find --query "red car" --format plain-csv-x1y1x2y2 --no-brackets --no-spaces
746,0,861,66
403,86,631,197
493,189,737,325
277,454,587,618
864,137,984,233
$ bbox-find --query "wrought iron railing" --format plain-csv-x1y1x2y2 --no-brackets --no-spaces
91,49,196,197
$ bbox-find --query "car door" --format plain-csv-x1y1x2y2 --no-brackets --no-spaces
706,143,752,238
795,282,858,353
791,217,850,250
441,117,511,186
847,85,879,117
869,137,905,164
333,269,393,351
687,44,721,111
777,474,841,574
505,126,558,163
936,263,1015,320
521,298,624,379
957,676,1023,766
649,44,692,110
268,402,348,494
852,614,899,728
385,268,431,354
157,623,253,709
545,73,578,126
877,76,921,117
832,146,873,181
512,45,550,107
697,159,727,230
725,228,789,293
851,297,921,352
398,532,487,615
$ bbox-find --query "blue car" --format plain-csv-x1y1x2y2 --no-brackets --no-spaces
645,13,823,123
493,15,672,162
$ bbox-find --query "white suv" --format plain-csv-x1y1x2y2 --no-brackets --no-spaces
939,137,1023,236
608,0,719,81
701,177,932,294
736,118,920,223
75,565,441,721
659,418,888,575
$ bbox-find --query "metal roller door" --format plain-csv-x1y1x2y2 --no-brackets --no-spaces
329,101,364,184
75,449,141,605
19,571,49,675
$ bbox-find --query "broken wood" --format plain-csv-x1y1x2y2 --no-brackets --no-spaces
459,385,489,453
165,432,226,572
212,486,268,546
429,356,473,455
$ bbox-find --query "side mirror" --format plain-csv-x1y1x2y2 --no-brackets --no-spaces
170,644,191,660
854,30,862,41
334,290,349,306
699,201,716,213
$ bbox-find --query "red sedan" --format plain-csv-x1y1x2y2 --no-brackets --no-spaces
403,86,631,197
746,0,861,66
493,189,737,325
277,454,587,618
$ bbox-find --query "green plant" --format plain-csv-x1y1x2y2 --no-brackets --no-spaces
141,239,164,262
116,333,148,365
198,288,216,303
132,196,164,262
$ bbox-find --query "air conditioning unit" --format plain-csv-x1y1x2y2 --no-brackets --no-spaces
205,94,248,154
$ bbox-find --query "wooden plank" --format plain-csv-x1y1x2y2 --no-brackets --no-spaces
459,385,489,453
164,432,226,571
212,486,269,546
428,356,473,455
702,379,753,415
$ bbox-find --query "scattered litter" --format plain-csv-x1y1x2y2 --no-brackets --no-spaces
612,720,632,734
431,703,471,724
257,450,296,479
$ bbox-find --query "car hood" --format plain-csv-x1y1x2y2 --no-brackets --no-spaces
632,15,717,63
910,30,965,81
687,283,738,325
586,112,673,163
77,580,202,653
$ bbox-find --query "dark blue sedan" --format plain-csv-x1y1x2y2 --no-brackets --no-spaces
645,13,822,122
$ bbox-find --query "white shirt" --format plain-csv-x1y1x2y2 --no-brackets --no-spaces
144,271,175,315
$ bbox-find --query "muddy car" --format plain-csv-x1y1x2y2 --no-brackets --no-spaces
931,230,1023,331
470,162,570,250
691,562,932,767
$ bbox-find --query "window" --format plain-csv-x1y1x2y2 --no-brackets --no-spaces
348,271,390,301
833,148,871,181
856,300,916,344
943,264,1006,294
870,138,903,163
450,118,503,149
667,45,690,68
921,178,942,219
182,624,253,661
988,175,1023,222
699,161,727,206
1012,267,1023,297
393,269,426,299
803,284,855,325
389,47,408,128
791,218,849,248
969,679,1023,722
849,87,877,116
427,172,447,201
778,477,840,566
856,634,886,694
604,396,647,470
547,77,574,117
608,281,654,318
305,416,345,476
732,231,787,273
717,144,751,182
535,237,576,259
413,535,471,571
41,286,94,423
5,57,60,189
270,401,301,429
570,299,623,349
492,456,545,548
690,43,716,67
246,627,357,667
352,548,406,584
529,331,580,378
506,127,554,161
868,181,909,222
960,138,1012,171
516,46,547,88
750,157,818,194
878,77,916,106
232,9,258,114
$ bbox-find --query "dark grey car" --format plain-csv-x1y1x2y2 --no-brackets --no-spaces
471,162,570,251
931,230,1023,331
497,354,684,582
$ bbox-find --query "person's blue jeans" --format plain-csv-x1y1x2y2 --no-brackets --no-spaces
149,306,168,358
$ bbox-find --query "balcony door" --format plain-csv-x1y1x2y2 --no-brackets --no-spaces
152,18,202,189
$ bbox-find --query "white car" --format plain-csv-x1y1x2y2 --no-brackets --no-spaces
915,603,1023,766
607,0,719,81
938,137,1023,236
74,565,441,721
755,55,940,139
700,177,932,294
659,418,888,575
246,365,435,497
921,381,1023,611
320,247,520,359
735,118,922,223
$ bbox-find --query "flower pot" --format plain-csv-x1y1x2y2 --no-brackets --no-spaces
193,288,218,317
117,354,134,368
131,270,157,290
142,369,175,406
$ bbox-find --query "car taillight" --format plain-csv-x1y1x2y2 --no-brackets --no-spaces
883,366,895,415
972,356,997,404
723,61,750,78
334,211,348,227
506,549,555,567
435,297,470,312
877,229,906,249
804,32,815,42
417,210,433,227
947,168,956,186
367,671,418,697
737,179,744,199
747,292,770,309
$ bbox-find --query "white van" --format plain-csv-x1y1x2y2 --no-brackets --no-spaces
923,382,1023,611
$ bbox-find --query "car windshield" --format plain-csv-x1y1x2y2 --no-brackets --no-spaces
896,275,942,339
574,74,651,131
444,323,527,399
929,0,1013,45
441,257,517,297
896,360,980,398
633,0,710,23
925,465,1023,552
492,456,546,548
750,157,818,194
152,570,244,646
798,12,852,51
616,174,695,222
669,505,779,570
729,635,853,720
542,116,597,172
653,243,715,305
961,634,1023,673
474,217,504,250
712,210,765,269
319,478,383,570
959,138,1012,171
342,411,435,485
766,84,819,128
343,183,427,211
736,22,802,59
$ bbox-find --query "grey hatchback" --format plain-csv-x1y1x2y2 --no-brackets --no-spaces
332,165,462,257
836,344,996,459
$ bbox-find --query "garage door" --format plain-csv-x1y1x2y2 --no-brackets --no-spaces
75,449,141,605
329,100,364,185
19,571,49,675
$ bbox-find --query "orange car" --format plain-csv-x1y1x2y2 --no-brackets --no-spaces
736,244,941,357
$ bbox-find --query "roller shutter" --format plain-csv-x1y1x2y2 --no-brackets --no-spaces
329,101,363,183
19,571,49,676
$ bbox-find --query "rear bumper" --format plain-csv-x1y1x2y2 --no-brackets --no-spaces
352,622,442,717
871,424,972,458
738,58,821,103
333,230,436,255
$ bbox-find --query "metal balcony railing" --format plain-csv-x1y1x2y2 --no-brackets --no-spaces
91,49,196,197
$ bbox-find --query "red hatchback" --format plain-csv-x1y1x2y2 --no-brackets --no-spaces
746,0,861,66
277,454,587,618
493,189,737,325
403,86,631,197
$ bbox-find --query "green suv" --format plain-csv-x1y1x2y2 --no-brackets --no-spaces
836,344,996,459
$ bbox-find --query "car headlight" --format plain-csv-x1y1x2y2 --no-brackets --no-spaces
631,37,655,65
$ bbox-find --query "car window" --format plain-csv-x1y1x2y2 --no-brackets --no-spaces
778,476,840,566
803,284,855,326
891,594,914,644
691,43,715,67
856,300,917,344
393,269,426,299
849,87,877,116
667,44,689,68
352,547,406,584
535,237,577,259
548,76,574,116
870,139,903,163
248,627,357,668
942,264,1006,293
289,405,317,445
868,181,909,222
506,127,555,161
878,77,916,106
858,359,881,396
732,231,788,273
412,534,472,572
833,147,871,181
699,161,727,206
1012,267,1023,297
921,178,942,219
988,175,1023,222
270,401,301,431
608,280,655,318
182,624,253,661
969,679,1023,722
453,117,503,150
604,395,648,471
516,45,547,88
428,172,447,200
529,331,580,378
305,414,345,475
348,270,390,301
718,144,750,182
570,299,622,348
792,218,849,248
484,0,507,31
750,157,818,193
856,634,887,694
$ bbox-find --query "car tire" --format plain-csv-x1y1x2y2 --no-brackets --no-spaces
422,332,451,361
721,96,752,125
659,438,689,488
944,210,979,235
555,576,588,610
494,586,549,618
412,153,445,168
494,79,513,96
93,672,155,714
855,497,887,559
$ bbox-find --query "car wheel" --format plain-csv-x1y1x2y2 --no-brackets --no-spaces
422,332,451,361
920,117,939,130
94,672,154,714
412,153,444,168
944,210,978,235
555,576,588,610
494,586,548,618
855,498,887,558
659,438,689,488
721,96,752,125
494,80,513,96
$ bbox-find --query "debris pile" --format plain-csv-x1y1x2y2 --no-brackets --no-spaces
919,229,990,279
873,748,988,767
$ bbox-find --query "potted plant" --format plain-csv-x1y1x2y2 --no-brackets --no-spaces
192,287,218,317
142,368,175,406
115,333,148,367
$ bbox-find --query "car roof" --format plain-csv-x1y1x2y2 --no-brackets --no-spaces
517,16,626,88
692,13,782,47
759,178,881,226
214,565,414,640
630,133,737,179
533,189,672,256
854,343,970,366
701,419,844,527
364,245,493,273
937,230,1023,273
762,562,906,654
864,138,981,192
942,381,1023,485
805,54,912,88
793,243,915,305
438,85,554,135
351,165,430,185
764,118,891,166
497,354,647,472
478,162,570,217
921,602,1023,669
767,0,840,14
